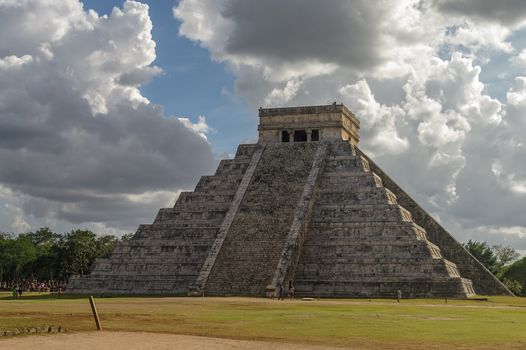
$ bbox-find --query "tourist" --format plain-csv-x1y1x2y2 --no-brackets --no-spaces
288,280,294,299
11,286,17,298
397,289,402,303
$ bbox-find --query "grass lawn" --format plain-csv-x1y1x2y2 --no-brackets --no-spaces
1,293,525,349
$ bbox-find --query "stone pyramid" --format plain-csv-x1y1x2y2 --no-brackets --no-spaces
68,104,511,298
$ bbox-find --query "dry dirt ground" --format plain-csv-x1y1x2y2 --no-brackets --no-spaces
1,331,347,350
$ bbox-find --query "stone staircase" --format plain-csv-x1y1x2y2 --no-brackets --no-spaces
67,144,258,295
294,141,475,298
189,144,266,295
204,143,319,296
269,142,328,294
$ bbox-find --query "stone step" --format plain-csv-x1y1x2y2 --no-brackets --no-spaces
146,222,222,229
176,192,235,205
297,255,448,267
297,266,460,280
316,187,397,206
306,224,426,241
194,176,243,193
160,203,232,215
234,144,258,159
214,159,251,176
327,141,356,156
116,242,216,254
312,204,412,223
301,240,439,252
319,172,383,189
325,155,370,171
154,208,228,224
293,277,473,298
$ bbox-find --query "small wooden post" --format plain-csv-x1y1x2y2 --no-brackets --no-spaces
89,296,103,331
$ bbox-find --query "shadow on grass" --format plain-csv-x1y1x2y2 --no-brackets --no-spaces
0,293,87,301
0,292,192,301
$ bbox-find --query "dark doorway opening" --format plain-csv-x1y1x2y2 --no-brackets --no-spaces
281,131,290,142
311,129,319,141
294,130,307,142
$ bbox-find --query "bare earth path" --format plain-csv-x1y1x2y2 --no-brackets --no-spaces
1,332,347,350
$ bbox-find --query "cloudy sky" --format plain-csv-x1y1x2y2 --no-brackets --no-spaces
1,0,526,253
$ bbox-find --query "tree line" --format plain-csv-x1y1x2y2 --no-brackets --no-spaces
463,240,525,296
1,227,524,295
0,227,131,289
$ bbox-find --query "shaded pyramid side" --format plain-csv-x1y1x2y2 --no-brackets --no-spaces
204,142,321,296
355,148,512,296
67,144,258,295
294,141,475,298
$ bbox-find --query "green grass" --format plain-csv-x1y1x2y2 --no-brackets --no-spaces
1,293,525,349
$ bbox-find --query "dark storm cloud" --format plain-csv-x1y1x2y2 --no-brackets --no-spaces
0,1,216,230
0,57,214,217
21,192,169,231
221,0,385,69
434,0,526,26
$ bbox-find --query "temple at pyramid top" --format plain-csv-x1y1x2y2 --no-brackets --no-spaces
258,103,360,144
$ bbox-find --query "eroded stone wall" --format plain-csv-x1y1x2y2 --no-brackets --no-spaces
294,142,474,298
67,144,258,295
356,148,512,296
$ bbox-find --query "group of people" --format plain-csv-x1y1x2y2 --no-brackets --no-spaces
11,285,24,298
8,280,66,298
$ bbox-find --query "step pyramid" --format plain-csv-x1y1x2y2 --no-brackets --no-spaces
68,104,512,298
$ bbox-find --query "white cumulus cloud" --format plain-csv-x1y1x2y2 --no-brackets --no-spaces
173,0,526,250
0,0,216,233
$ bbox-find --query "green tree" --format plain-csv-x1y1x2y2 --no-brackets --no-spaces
1,235,37,282
96,235,118,259
64,230,98,277
500,257,526,296
121,232,134,241
49,237,69,282
502,278,523,296
25,227,60,247
0,227,123,284
463,240,498,273
0,233,10,285
23,227,62,281
492,245,520,267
